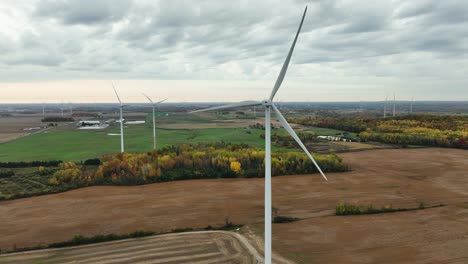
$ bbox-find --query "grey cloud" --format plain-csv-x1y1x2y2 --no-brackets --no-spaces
0,0,467,92
396,1,435,18
35,0,132,25
7,52,64,67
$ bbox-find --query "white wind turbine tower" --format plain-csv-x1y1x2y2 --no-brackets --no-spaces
410,97,414,113
68,101,73,116
142,93,167,150
393,92,396,117
112,84,126,153
191,7,327,264
384,95,388,118
42,102,46,119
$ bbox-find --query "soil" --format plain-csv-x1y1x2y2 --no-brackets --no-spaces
0,148,467,263
0,231,259,264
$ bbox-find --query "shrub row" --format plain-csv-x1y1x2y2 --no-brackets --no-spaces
273,216,301,223
41,117,74,122
0,160,62,168
1,222,243,254
335,202,444,216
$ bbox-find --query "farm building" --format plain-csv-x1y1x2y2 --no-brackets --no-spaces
78,120,109,130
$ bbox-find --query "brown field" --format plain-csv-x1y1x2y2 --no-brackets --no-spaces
1,148,467,263
0,115,45,143
100,112,148,119
0,231,260,264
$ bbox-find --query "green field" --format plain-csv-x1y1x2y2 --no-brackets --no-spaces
0,111,354,162
151,112,215,124
0,124,273,162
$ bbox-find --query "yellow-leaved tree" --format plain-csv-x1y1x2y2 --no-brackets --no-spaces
230,161,242,175
49,162,83,185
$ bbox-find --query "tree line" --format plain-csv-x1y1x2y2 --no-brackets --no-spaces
49,143,348,186
0,160,63,168
289,114,468,149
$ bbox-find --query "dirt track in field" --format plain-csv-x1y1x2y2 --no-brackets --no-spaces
0,231,260,264
1,148,467,263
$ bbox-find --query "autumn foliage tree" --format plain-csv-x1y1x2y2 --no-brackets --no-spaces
290,114,468,149
230,161,242,175
49,162,84,186
46,143,348,188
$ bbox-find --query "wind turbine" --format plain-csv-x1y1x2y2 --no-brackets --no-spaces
112,84,125,153
190,7,327,264
393,92,396,117
42,102,46,119
384,94,388,118
410,97,414,113
59,99,65,117
68,101,73,117
142,93,167,150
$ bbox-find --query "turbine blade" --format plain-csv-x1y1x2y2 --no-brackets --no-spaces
112,83,122,104
272,104,328,181
190,100,262,113
142,93,154,104
269,6,307,101
157,98,167,104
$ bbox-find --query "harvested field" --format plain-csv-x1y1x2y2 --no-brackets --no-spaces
0,115,43,132
0,148,467,263
0,231,260,264
0,133,28,144
270,205,468,264
0,115,44,143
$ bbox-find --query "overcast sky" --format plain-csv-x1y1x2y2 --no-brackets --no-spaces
1,0,467,103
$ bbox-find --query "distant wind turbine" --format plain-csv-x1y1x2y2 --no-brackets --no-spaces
410,97,414,113
142,93,167,150
384,95,388,118
59,99,65,117
393,92,396,117
112,83,126,153
42,102,46,119
68,101,73,116
190,7,327,264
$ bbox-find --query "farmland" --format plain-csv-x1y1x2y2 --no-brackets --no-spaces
0,125,268,162
1,148,467,263
0,112,372,162
0,231,260,264
0,114,45,143
0,143,347,200
291,114,468,149
1,108,467,263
